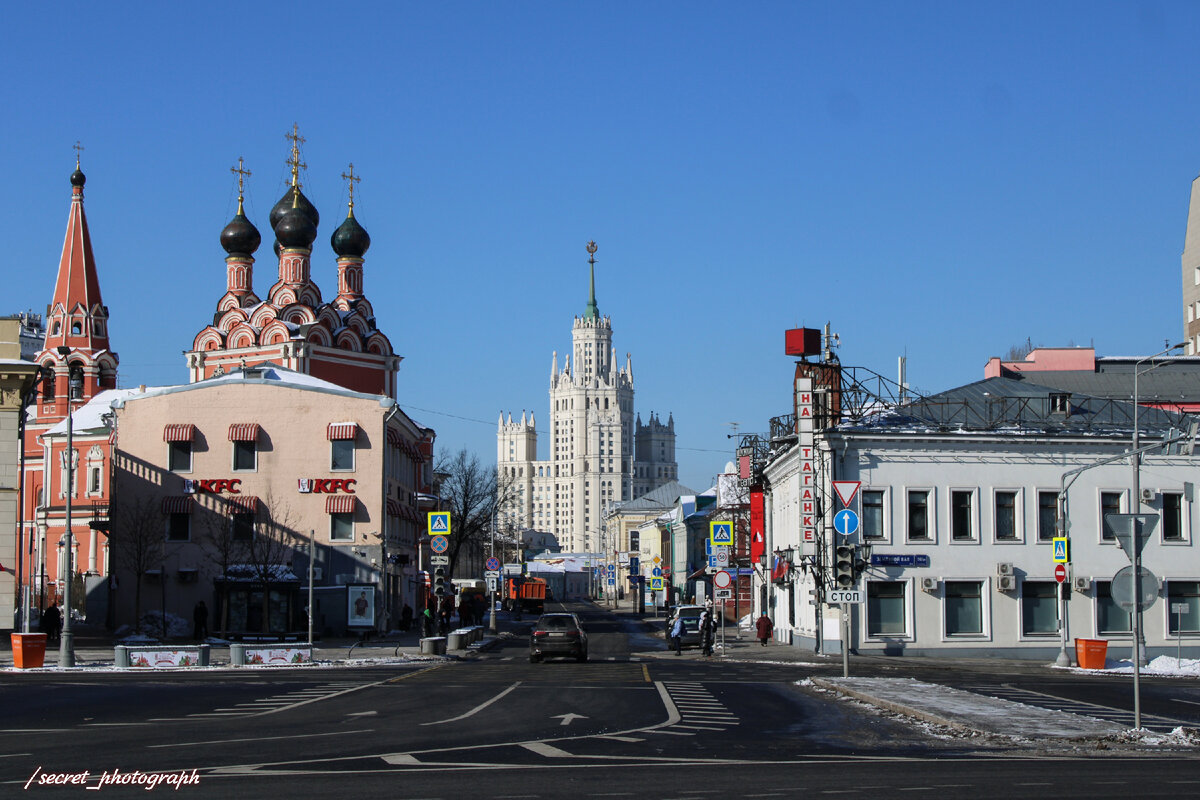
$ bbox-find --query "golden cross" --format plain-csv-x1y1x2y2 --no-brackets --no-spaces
230,156,252,200
73,141,84,168
284,123,307,187
341,163,361,210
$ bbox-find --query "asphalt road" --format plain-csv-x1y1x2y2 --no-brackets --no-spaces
3,601,1198,798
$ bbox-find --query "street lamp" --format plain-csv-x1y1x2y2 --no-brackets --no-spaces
56,346,81,667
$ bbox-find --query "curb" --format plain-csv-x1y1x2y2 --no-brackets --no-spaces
809,676,978,734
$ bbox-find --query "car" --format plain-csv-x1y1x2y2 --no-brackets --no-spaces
530,613,588,663
664,605,706,649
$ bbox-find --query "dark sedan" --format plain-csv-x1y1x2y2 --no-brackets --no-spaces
530,613,588,663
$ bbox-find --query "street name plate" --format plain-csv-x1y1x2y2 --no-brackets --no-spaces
828,589,863,604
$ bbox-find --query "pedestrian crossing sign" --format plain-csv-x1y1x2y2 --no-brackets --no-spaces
650,577,664,590
709,521,734,547
428,511,451,536
1052,537,1069,563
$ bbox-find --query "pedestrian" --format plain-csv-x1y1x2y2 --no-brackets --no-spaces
193,600,209,641
401,604,413,633
41,602,62,644
459,595,472,627
756,612,774,647
438,607,450,635
670,614,685,656
700,609,715,657
421,606,434,638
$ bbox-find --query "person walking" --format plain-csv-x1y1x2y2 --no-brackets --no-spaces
193,601,209,641
41,602,62,645
699,608,715,657
401,604,414,633
670,614,685,656
756,612,774,647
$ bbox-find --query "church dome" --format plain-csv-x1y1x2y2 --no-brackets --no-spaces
331,211,370,258
269,186,319,233
275,201,317,250
219,205,262,256
70,168,86,187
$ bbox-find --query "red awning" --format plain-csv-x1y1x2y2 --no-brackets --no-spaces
163,424,196,442
325,495,356,514
228,423,261,442
386,499,402,518
327,422,358,441
162,497,194,514
227,496,260,513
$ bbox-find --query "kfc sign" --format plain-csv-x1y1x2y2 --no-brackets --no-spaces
184,479,242,494
297,478,357,494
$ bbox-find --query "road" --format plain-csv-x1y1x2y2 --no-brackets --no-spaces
2,601,1198,798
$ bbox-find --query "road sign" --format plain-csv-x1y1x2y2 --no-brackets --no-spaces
828,589,863,603
652,555,661,565
1104,514,1159,561
1111,565,1159,613
607,563,616,574
652,566,662,577
485,556,500,571
486,577,497,593
607,578,615,586
650,577,664,590
1054,563,1067,583
429,535,449,554
629,557,639,574
430,555,449,566
714,547,730,567
715,588,733,600
833,509,859,536
484,570,500,579
503,563,523,576
1052,537,1069,563
710,521,734,547
713,570,733,590
832,481,861,507
427,511,450,535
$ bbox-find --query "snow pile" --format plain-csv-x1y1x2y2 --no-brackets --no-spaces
1063,654,1200,677
135,610,192,639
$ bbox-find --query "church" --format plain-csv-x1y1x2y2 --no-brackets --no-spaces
497,243,678,553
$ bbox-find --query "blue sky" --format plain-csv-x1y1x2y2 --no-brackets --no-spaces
5,2,1200,491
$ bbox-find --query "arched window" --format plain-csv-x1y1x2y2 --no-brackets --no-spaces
69,365,84,400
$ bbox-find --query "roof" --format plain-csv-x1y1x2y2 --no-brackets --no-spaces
838,376,1193,437
613,480,697,513
1001,358,1200,408
110,365,395,409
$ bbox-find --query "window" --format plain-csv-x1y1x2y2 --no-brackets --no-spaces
951,491,974,541
166,513,190,542
867,581,907,636
862,490,885,540
1095,581,1131,634
907,490,929,541
944,581,984,636
331,439,354,471
1021,581,1059,636
232,513,255,542
233,440,256,471
88,467,101,494
995,491,1017,541
1100,491,1122,541
330,513,354,542
1163,493,1184,541
1167,581,1200,634
168,441,192,473
1037,491,1059,541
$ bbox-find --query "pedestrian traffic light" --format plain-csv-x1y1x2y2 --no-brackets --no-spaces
434,567,446,596
835,544,855,588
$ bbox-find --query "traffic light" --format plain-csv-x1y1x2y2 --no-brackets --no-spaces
835,544,855,588
434,567,446,596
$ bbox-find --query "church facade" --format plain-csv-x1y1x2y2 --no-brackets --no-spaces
497,243,677,553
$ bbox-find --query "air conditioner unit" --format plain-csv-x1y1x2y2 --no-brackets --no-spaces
1141,488,1157,502
997,562,1013,577
997,575,1017,592
921,577,938,592
1073,576,1090,593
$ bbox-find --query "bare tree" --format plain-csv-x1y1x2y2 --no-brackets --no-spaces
242,491,302,635
196,501,250,637
435,448,517,579
109,495,164,634
1004,338,1037,362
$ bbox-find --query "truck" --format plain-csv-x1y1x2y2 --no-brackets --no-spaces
504,576,547,614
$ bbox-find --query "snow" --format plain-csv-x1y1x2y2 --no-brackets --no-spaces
1060,654,1200,677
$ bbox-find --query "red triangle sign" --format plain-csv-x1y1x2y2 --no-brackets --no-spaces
832,481,861,508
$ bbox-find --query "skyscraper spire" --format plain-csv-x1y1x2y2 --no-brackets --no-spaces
584,240,599,320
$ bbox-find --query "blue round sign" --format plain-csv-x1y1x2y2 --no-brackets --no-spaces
834,509,860,536
652,567,663,577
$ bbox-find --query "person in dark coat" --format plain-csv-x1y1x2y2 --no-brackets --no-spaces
193,601,209,641
699,609,715,657
41,602,62,644
401,604,414,633
755,613,774,647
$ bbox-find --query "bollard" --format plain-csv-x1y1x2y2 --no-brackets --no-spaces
447,631,466,650
114,645,130,668
198,644,211,667
420,637,447,655
229,643,246,666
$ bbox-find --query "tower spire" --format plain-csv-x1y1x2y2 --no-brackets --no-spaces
584,240,599,320
285,123,307,189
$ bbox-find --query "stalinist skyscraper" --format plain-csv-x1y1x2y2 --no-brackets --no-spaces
498,243,677,553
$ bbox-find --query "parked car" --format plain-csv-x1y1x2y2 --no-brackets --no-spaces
530,613,588,663
664,604,705,649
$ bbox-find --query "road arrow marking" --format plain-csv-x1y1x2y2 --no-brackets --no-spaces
552,713,588,726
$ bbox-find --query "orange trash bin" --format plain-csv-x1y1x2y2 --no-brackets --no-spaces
11,633,48,669
1074,638,1108,669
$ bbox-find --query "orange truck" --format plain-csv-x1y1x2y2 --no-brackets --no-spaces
504,576,547,614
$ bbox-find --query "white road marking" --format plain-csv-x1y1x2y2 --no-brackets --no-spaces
421,682,522,726
522,742,573,757
149,728,374,749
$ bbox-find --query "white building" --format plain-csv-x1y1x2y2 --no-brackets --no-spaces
762,374,1200,660
497,244,677,552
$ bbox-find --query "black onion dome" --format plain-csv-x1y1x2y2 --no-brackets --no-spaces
275,202,317,249
70,169,86,187
273,239,281,258
269,186,319,232
219,208,262,256
331,211,371,258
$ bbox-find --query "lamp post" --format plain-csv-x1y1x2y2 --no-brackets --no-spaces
57,347,81,668
489,510,497,633
1131,341,1186,666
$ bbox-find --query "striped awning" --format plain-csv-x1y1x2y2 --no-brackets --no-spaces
227,495,260,513
386,428,401,447
163,424,196,442
162,496,194,515
386,499,402,518
404,505,420,523
325,495,356,514
228,423,261,442
327,422,358,441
